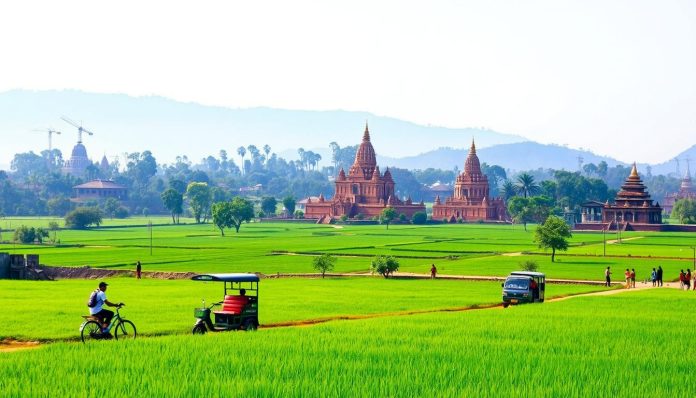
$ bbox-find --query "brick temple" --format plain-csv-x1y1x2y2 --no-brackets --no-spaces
431,140,507,222
304,124,425,221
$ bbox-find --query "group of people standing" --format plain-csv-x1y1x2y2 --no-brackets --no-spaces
679,269,693,290
604,266,664,288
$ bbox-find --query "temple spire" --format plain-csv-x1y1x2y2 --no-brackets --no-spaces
630,162,638,178
470,138,476,154
363,121,370,142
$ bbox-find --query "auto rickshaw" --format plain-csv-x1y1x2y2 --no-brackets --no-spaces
501,271,545,308
191,273,259,334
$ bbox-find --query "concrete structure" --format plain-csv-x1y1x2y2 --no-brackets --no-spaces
304,124,425,221
432,140,507,222
73,179,128,202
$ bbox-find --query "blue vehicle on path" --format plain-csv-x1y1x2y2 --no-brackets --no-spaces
501,271,545,308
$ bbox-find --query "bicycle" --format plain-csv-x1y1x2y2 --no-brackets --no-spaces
80,305,137,343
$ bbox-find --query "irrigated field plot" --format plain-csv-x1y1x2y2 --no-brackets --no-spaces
2,220,695,281
1,288,693,397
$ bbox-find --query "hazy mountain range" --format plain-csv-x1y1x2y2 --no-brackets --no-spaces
0,90,693,177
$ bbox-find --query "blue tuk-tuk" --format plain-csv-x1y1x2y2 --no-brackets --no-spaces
501,271,545,308
191,273,259,334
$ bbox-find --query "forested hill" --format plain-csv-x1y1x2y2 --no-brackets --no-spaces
377,142,626,172
0,89,526,167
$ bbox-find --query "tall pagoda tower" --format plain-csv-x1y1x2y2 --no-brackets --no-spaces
304,123,425,221
432,139,507,222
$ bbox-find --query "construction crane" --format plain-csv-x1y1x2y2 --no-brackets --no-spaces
32,128,61,154
61,116,94,143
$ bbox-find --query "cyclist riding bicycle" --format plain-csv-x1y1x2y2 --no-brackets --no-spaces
88,281,124,335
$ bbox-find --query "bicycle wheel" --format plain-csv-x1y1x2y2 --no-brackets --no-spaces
114,320,137,340
81,321,102,343
192,323,207,335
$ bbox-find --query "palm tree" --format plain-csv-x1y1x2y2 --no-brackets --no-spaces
263,144,271,166
237,146,246,175
500,180,517,200
515,173,540,198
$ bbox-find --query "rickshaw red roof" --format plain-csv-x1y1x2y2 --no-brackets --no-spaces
191,273,260,282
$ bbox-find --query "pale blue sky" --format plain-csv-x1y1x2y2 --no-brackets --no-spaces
1,0,694,163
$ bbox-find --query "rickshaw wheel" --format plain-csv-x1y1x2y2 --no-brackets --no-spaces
502,303,509,308
243,318,258,331
192,324,207,335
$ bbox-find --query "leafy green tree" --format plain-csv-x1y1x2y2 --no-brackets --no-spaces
161,188,184,224
515,173,540,198
103,197,120,219
507,197,532,231
534,215,572,262
65,207,103,229
294,210,304,219
312,254,336,278
48,221,60,243
14,225,36,243
379,207,397,229
412,212,427,225
371,255,400,278
114,206,129,219
186,182,211,223
35,227,49,244
169,179,187,194
211,201,234,236
282,196,296,217
229,197,255,233
261,196,278,216
500,180,517,200
47,196,71,216
672,198,696,224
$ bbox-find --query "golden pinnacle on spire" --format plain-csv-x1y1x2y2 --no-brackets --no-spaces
630,162,638,177
470,138,476,154
363,121,370,142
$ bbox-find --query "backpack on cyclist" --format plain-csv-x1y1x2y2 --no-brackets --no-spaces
87,289,100,308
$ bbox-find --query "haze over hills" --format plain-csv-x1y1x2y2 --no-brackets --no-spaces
0,90,693,176
0,90,524,169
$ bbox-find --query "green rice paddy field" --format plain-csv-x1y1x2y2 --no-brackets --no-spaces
1,288,694,397
2,219,695,280
2,218,695,396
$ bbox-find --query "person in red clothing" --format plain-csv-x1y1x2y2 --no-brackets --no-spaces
630,269,636,288
430,264,437,279
530,279,538,301
679,270,685,290
685,269,692,290
624,269,631,289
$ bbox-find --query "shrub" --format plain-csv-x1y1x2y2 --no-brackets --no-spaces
114,206,130,219
399,213,408,222
520,260,538,272
65,207,103,229
294,210,304,219
339,214,348,223
371,255,400,278
14,226,36,244
412,212,427,225
355,213,364,220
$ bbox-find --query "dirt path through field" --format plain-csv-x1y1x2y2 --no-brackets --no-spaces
0,339,41,353
1,280,682,352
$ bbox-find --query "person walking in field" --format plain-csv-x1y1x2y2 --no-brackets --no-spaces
679,270,685,290
605,267,612,287
136,260,142,280
657,266,663,287
651,268,657,287
430,264,437,279
630,269,636,288
624,269,631,289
